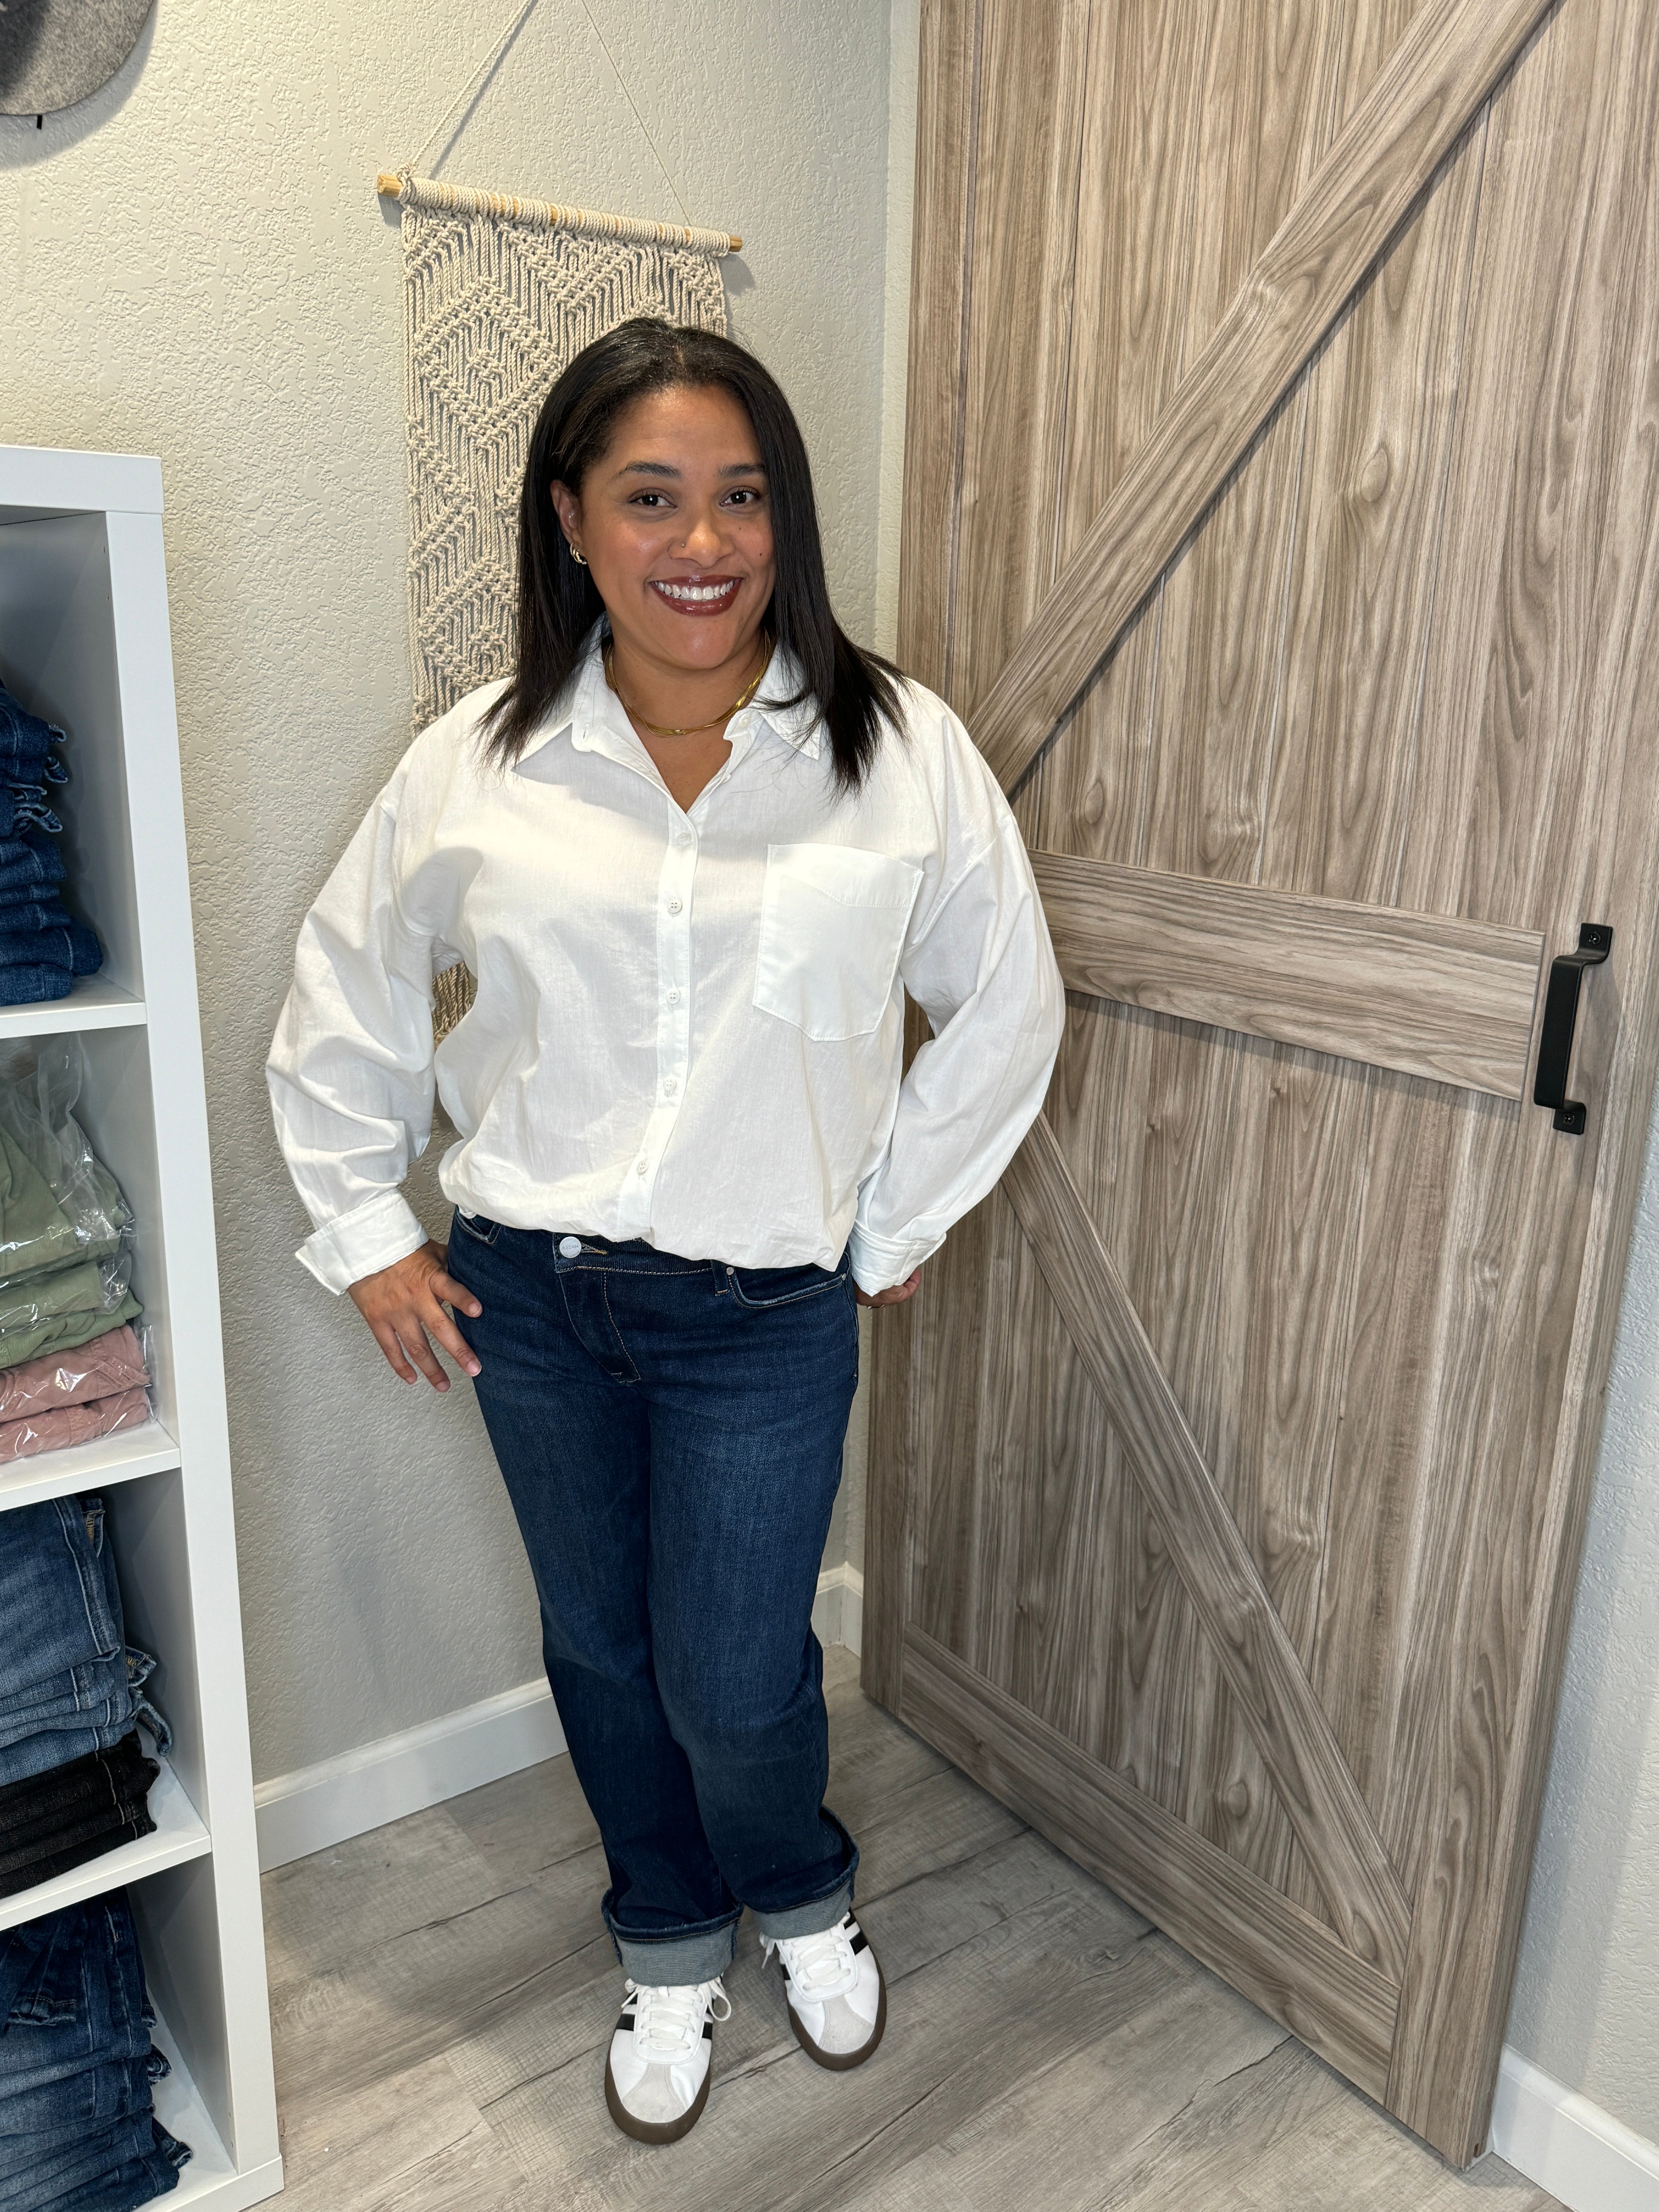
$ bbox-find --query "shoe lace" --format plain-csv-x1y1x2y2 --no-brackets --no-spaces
772,1917,858,1999
625,1975,731,2059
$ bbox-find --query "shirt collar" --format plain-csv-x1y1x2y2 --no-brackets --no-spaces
748,648,823,757
519,628,823,767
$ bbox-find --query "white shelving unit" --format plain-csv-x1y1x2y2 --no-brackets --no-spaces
0,448,282,2207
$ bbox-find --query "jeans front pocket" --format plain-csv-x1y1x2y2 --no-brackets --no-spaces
726,1259,849,1311
752,843,922,1041
451,1208,501,1248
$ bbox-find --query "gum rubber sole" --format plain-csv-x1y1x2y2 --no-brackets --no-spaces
603,2046,712,2143
782,1942,889,2071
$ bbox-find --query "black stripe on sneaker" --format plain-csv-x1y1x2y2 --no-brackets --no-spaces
616,2013,634,2034
849,1929,868,1955
702,2020,715,2040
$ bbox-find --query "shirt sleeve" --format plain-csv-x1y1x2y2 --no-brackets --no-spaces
848,712,1065,1295
266,755,441,1293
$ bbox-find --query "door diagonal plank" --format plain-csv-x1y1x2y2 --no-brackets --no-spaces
1033,853,1545,1099
1001,1118,1413,1979
971,0,1560,793
901,1626,1399,2100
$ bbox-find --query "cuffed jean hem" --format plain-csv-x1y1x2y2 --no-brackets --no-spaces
604,1905,742,1987
752,1873,855,1944
603,1864,858,1982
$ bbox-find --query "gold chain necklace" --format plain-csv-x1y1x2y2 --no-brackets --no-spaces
603,634,770,738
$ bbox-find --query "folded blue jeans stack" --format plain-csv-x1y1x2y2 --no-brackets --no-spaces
0,1892,191,2209
0,1500,169,1898
0,689,102,1008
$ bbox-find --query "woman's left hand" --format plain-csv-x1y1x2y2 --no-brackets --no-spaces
856,1269,922,1309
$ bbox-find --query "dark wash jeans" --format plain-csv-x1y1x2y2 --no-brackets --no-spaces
0,1892,187,2210
0,1897,153,2095
0,1500,152,1785
0,1735,158,1900
0,1499,170,1793
448,1216,860,1985
0,1501,121,1706
0,2051,155,2173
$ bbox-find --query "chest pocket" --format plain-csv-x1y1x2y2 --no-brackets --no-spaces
753,843,923,1042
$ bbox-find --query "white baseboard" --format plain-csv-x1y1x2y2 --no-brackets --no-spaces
256,1571,866,1873
254,1678,566,1871
814,1563,864,1658
1489,2047,1659,2212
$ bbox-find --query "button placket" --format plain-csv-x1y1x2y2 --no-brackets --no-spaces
618,818,698,1237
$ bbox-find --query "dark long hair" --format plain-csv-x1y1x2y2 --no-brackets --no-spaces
481,318,902,789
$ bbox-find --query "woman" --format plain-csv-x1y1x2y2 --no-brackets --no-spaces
268,318,1063,2144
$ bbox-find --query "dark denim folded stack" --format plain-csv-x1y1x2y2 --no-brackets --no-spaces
0,1500,169,1898
0,690,102,1008
0,1892,191,2209
0,1738,158,1903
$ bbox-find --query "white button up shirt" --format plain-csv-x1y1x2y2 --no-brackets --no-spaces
267,639,1064,1296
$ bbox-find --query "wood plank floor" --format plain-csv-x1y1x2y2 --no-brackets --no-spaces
261,1650,1562,2211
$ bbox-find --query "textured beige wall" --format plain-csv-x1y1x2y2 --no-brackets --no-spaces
1,0,895,1779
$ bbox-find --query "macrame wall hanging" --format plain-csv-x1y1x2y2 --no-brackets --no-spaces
389,170,735,735
377,1,739,1042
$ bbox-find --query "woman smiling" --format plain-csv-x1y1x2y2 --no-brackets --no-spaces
267,318,1063,2143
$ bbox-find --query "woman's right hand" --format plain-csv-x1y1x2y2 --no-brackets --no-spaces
347,1240,482,1391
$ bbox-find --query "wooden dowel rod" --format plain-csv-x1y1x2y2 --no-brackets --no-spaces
373,170,740,252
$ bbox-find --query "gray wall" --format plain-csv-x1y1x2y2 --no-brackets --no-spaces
1,0,895,1781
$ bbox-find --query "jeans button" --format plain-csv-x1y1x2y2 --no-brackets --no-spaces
558,1235,582,1258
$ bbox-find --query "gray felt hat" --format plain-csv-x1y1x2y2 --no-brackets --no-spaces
1,0,156,115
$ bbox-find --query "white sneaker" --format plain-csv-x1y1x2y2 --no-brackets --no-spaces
763,1912,886,2069
603,1976,731,2143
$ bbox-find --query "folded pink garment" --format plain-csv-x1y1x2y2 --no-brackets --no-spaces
0,1384,150,1461
0,1322,147,1422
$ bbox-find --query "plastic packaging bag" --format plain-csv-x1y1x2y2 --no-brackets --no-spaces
0,1040,132,1270
0,1386,150,1464
0,1043,139,1370
0,1321,152,1461
0,1320,149,1424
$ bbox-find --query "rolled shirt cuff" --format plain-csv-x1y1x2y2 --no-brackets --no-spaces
848,1218,944,1297
297,1189,429,1294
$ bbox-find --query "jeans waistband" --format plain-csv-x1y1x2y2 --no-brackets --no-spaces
453,1215,852,1297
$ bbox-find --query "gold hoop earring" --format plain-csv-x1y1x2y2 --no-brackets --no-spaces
568,544,587,567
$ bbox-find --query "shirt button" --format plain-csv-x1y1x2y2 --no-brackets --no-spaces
664,1077,678,1095
667,988,681,1004
667,898,682,914
636,1160,648,1176
558,1235,581,1258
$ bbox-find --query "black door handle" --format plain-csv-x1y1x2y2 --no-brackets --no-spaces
1533,923,1613,1134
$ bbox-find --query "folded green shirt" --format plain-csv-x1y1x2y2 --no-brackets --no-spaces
0,1259,141,1369
0,1123,86,1282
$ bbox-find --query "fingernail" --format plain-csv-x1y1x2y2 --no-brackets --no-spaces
466,1362,481,1376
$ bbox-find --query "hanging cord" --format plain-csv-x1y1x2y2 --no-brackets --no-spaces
571,0,691,227
379,0,737,248
405,0,690,217
410,0,540,178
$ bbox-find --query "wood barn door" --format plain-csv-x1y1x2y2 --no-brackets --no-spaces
864,0,1659,2164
